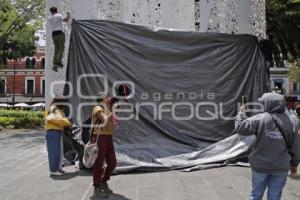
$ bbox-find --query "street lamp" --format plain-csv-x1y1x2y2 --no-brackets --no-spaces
12,58,15,107
8,47,16,107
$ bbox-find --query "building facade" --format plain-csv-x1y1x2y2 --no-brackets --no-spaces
0,46,45,104
270,63,300,97
270,67,289,94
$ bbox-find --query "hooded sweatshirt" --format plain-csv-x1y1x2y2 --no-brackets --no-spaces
235,92,300,173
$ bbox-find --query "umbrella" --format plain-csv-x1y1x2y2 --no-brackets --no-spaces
14,103,31,108
0,103,12,108
31,103,45,108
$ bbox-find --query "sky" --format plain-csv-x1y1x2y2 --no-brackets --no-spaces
36,30,46,47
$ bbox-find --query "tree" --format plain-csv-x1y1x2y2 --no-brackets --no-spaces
0,0,45,65
288,61,300,81
266,0,300,61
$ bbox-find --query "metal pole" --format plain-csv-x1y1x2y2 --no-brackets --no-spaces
12,60,15,107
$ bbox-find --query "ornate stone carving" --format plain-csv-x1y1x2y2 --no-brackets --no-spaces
199,0,265,37
126,0,161,26
249,0,266,38
206,0,238,34
195,1,201,31
95,0,121,21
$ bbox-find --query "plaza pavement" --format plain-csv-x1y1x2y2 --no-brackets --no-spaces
0,130,300,200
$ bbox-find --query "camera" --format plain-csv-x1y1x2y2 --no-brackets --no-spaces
242,95,248,105
109,97,119,105
109,84,131,105
116,84,131,97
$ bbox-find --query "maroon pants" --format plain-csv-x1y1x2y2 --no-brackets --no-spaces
92,135,117,187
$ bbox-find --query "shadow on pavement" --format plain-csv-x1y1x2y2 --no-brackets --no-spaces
8,132,44,138
18,138,45,145
289,175,300,180
90,193,132,200
50,169,91,180
107,194,132,200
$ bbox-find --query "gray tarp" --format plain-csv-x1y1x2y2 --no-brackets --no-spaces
65,20,269,172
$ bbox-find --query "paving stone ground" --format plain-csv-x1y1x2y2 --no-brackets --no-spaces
1,130,300,200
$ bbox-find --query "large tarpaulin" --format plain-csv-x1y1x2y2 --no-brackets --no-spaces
65,20,269,172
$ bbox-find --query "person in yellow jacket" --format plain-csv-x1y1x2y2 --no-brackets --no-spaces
91,96,117,199
45,97,71,176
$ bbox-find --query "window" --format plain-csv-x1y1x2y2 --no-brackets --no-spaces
25,58,36,69
0,57,5,67
27,80,34,94
25,78,35,95
293,81,298,93
41,58,45,69
26,58,31,69
40,78,45,95
0,79,6,95
31,58,36,69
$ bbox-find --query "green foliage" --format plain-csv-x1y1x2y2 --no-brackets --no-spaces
266,0,300,61
289,61,300,81
0,0,45,65
0,109,44,128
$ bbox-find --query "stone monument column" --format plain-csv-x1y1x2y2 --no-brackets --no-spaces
45,0,95,105
45,0,265,105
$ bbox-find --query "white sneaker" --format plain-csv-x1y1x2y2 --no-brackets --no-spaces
50,171,63,176
58,169,66,173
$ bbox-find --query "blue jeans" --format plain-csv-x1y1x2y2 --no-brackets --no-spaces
250,169,288,200
46,130,62,172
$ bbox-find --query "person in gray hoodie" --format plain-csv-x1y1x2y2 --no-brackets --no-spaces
235,92,300,200
285,107,300,176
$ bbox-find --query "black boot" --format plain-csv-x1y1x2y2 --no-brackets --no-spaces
100,182,113,194
93,186,108,199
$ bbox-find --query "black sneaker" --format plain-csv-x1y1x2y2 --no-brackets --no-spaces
52,65,58,72
100,182,113,194
93,187,108,199
57,63,64,68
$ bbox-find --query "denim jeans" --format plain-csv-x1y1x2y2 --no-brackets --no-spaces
250,169,288,200
46,130,63,172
